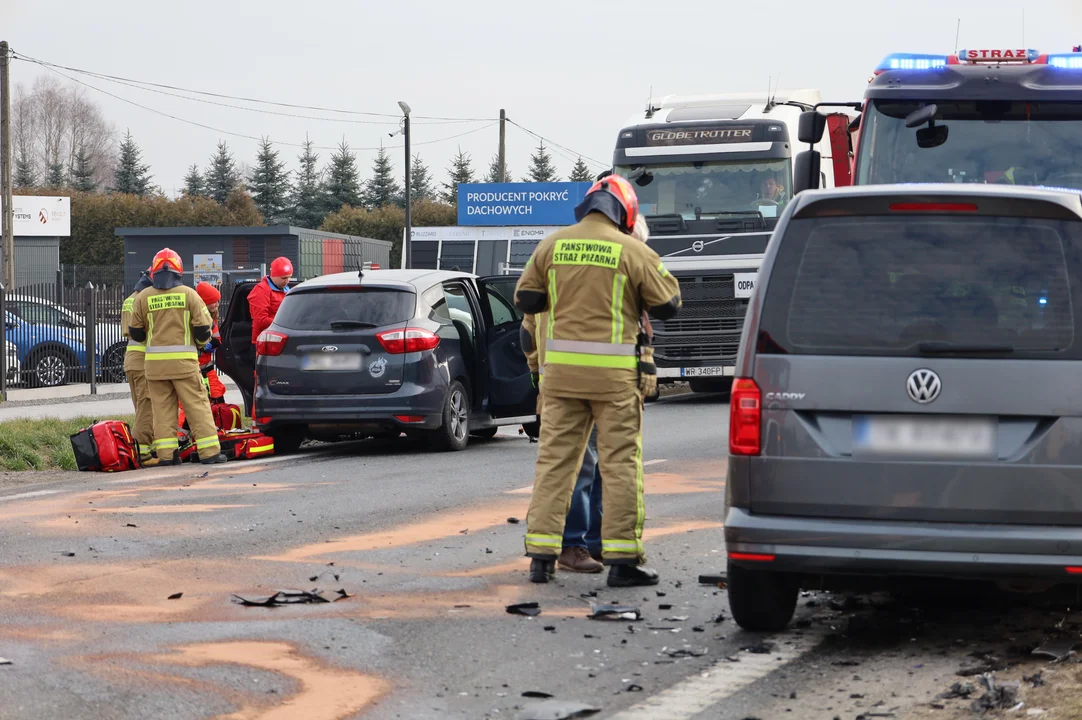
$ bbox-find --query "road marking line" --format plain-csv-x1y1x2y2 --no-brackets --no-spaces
642,459,667,466
608,628,825,720
0,489,59,502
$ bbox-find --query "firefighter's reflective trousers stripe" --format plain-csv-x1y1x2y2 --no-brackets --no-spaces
525,389,645,565
148,372,221,462
125,369,153,453
544,339,638,370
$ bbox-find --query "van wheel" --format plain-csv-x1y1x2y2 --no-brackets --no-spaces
470,427,499,439
727,559,799,632
430,381,469,451
268,426,306,455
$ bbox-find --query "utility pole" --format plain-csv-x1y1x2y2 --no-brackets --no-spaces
498,109,507,182
0,41,13,290
398,101,412,270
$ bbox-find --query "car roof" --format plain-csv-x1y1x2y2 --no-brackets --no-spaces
791,183,1082,219
290,269,476,292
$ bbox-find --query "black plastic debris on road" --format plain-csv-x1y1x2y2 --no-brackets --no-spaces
1023,671,1046,687
588,604,641,621
516,699,600,720
936,682,975,700
970,674,1019,712
664,647,709,658
59,551,75,557
698,573,726,585
167,592,183,600
507,517,521,524
741,641,775,654
1032,637,1077,662
124,523,138,528
507,602,542,617
522,691,554,699
232,588,351,607
0,657,11,666
625,684,643,692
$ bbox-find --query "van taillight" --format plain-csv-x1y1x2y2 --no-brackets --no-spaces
889,202,978,213
729,378,762,456
256,331,288,356
377,327,440,354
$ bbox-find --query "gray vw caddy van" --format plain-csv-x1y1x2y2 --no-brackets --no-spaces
725,183,1082,631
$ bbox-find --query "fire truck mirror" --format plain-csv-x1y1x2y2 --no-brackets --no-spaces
793,151,822,195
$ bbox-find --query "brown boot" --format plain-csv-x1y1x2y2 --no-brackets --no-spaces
558,547,604,574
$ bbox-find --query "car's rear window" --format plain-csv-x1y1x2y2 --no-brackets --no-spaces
758,216,1082,358
273,289,414,330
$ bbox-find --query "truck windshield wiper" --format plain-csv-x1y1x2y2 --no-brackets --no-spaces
917,342,1014,355
329,320,377,330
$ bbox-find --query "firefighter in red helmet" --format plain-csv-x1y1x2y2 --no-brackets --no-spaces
514,175,681,587
128,248,226,465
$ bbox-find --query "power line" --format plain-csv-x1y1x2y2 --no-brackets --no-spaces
507,119,609,169
11,50,494,123
27,57,496,153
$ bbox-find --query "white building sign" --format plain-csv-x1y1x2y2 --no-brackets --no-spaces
3,196,72,237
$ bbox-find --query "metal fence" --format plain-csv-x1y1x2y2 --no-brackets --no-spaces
0,267,262,396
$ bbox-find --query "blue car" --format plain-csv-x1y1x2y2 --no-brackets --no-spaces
4,312,100,387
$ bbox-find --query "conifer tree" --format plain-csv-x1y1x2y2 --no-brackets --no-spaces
112,130,152,196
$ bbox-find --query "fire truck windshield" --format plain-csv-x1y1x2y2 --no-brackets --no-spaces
614,159,791,220
856,100,1082,189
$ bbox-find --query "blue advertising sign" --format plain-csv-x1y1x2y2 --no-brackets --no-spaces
458,182,592,226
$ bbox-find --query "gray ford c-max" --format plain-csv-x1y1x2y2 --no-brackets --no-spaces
725,183,1082,631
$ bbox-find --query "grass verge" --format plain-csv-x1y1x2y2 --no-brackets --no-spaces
0,415,135,471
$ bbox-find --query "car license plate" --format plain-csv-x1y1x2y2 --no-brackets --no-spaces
853,415,996,459
302,353,362,371
680,366,732,378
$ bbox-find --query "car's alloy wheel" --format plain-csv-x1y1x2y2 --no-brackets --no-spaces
449,388,468,443
431,381,470,452
34,352,68,388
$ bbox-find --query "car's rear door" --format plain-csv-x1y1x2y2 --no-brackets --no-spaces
477,275,536,418
748,192,1082,526
218,282,257,414
264,286,414,396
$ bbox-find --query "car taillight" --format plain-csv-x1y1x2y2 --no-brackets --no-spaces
729,378,762,456
376,327,440,354
729,552,776,562
889,202,978,213
256,331,288,356
394,415,425,423
254,416,272,426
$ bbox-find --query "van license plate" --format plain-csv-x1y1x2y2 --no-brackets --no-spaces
302,353,362,371
853,415,996,459
681,366,732,377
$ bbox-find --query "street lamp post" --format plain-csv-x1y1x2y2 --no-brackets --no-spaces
399,101,412,270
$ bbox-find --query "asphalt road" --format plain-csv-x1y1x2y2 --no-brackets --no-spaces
1,392,1080,719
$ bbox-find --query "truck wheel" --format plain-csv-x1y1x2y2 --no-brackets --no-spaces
726,559,799,632
430,381,469,451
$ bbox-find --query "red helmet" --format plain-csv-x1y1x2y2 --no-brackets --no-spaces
270,257,293,278
149,248,183,277
574,174,640,233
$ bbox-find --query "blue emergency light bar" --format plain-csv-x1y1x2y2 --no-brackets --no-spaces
1048,53,1082,69
875,53,948,72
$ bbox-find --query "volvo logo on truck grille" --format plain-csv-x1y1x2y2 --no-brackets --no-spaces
906,369,942,404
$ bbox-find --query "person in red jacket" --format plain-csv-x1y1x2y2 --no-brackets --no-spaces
250,257,293,347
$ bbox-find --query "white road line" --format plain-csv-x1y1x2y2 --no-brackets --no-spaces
608,629,825,720
0,489,59,502
642,459,667,467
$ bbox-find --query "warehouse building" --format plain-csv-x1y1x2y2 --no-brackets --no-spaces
116,226,392,289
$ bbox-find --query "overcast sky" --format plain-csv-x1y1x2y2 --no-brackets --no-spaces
7,0,1082,195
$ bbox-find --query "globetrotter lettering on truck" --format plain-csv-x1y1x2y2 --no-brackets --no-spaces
644,126,755,147
553,239,623,270
147,293,187,312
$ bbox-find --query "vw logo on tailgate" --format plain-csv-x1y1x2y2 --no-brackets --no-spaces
906,368,941,404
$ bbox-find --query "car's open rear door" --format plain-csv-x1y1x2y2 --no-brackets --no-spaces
217,282,258,416
477,275,537,419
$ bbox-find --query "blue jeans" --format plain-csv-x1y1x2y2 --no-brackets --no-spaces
563,427,602,554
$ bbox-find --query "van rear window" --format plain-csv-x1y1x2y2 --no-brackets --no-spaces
273,289,414,330
758,216,1081,358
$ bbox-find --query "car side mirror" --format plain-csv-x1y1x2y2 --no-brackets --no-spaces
798,111,827,145
793,150,822,195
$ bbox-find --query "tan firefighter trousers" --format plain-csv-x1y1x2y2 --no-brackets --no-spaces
525,390,645,565
148,371,221,462
126,369,154,456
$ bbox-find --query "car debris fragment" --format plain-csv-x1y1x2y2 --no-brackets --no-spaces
0,658,12,666
664,647,708,658
1031,637,1076,662
698,573,726,585
970,674,1019,712
588,604,641,621
1023,671,1046,688
936,682,975,700
507,602,542,617
507,517,521,524
522,691,554,699
231,588,350,607
167,592,183,600
740,641,775,654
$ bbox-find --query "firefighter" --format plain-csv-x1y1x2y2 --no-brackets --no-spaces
121,270,155,466
515,175,681,587
128,248,226,465
250,257,292,348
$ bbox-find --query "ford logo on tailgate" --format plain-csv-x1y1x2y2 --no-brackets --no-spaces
321,345,339,353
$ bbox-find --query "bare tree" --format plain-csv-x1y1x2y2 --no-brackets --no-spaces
11,76,116,189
